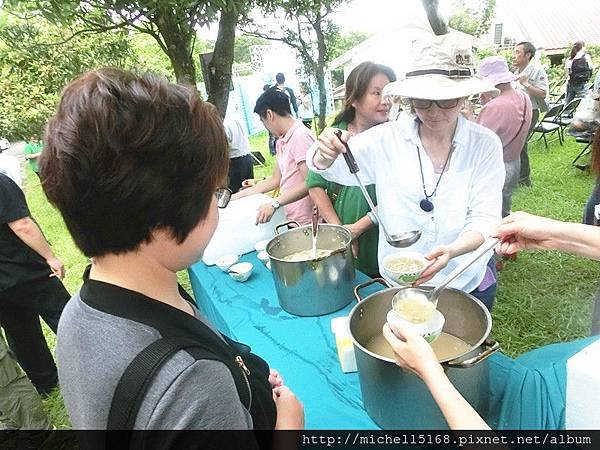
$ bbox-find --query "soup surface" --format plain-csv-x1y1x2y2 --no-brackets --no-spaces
365,332,472,361
385,257,425,273
393,297,435,324
282,249,334,262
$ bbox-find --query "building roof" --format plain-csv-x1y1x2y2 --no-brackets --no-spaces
503,0,600,52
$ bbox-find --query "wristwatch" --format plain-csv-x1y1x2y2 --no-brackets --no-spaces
271,199,281,210
522,82,531,89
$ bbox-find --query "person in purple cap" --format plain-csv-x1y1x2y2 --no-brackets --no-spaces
475,56,533,218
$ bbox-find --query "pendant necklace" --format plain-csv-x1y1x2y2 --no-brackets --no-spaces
416,144,455,212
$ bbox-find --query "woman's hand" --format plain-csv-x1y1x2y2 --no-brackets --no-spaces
413,245,451,285
382,322,443,381
256,203,276,225
273,385,305,430
269,368,284,389
313,127,350,169
491,211,558,255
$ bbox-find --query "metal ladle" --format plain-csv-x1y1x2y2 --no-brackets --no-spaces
392,237,500,309
333,130,421,248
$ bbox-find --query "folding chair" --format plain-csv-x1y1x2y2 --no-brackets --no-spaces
571,130,596,166
549,92,565,109
548,79,567,106
557,98,582,141
529,103,564,149
250,151,266,167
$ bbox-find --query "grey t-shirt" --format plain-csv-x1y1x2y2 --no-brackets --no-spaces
57,289,253,430
516,63,549,112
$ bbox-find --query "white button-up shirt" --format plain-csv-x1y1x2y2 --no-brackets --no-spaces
307,115,505,292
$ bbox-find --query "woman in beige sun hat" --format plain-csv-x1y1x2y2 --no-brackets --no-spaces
307,32,504,311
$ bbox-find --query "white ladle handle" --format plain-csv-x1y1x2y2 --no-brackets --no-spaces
430,237,500,298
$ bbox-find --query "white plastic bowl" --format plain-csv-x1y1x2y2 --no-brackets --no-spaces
228,262,253,282
257,250,270,264
386,308,445,343
254,239,270,253
215,254,239,272
382,251,428,286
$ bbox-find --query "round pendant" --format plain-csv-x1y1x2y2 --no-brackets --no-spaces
420,198,434,212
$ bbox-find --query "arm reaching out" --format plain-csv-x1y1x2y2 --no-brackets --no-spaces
492,211,600,261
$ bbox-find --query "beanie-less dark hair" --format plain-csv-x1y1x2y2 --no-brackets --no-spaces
254,88,292,118
517,41,536,60
40,68,229,257
570,41,585,59
334,62,396,125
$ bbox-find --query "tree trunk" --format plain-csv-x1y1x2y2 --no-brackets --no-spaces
316,68,327,133
421,0,448,35
154,8,197,85
314,19,328,134
166,42,197,85
207,9,238,118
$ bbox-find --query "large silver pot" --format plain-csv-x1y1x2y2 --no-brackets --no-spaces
349,278,499,429
266,221,355,316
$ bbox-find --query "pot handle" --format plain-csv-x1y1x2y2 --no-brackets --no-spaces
353,278,390,303
445,338,500,369
274,221,300,235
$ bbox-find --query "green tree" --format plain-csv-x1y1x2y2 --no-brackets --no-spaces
234,34,268,65
129,33,176,80
448,0,496,37
5,0,263,116
245,0,349,133
328,30,371,61
0,13,135,138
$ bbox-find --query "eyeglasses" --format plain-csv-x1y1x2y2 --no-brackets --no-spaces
215,187,232,209
411,98,461,110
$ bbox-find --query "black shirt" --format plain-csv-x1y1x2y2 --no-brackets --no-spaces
0,173,50,291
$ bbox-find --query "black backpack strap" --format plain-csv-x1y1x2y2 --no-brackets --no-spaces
107,337,216,430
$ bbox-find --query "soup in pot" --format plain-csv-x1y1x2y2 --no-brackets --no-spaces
282,249,335,262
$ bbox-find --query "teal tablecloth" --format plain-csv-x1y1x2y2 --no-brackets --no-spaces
486,336,598,429
189,252,381,429
188,252,598,430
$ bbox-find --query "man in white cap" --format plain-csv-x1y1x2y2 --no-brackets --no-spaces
476,56,533,218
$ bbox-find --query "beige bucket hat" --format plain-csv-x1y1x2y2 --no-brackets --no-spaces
384,33,499,100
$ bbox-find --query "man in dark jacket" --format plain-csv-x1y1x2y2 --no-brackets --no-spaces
275,72,299,118
0,173,69,396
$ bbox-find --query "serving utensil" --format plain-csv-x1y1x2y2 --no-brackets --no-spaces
333,130,421,248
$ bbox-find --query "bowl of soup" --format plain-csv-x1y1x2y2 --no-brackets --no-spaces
387,296,444,343
382,252,428,285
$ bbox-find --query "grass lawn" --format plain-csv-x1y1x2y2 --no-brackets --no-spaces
27,129,599,428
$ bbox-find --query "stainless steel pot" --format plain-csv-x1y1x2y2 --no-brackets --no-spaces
266,221,355,316
348,278,499,429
